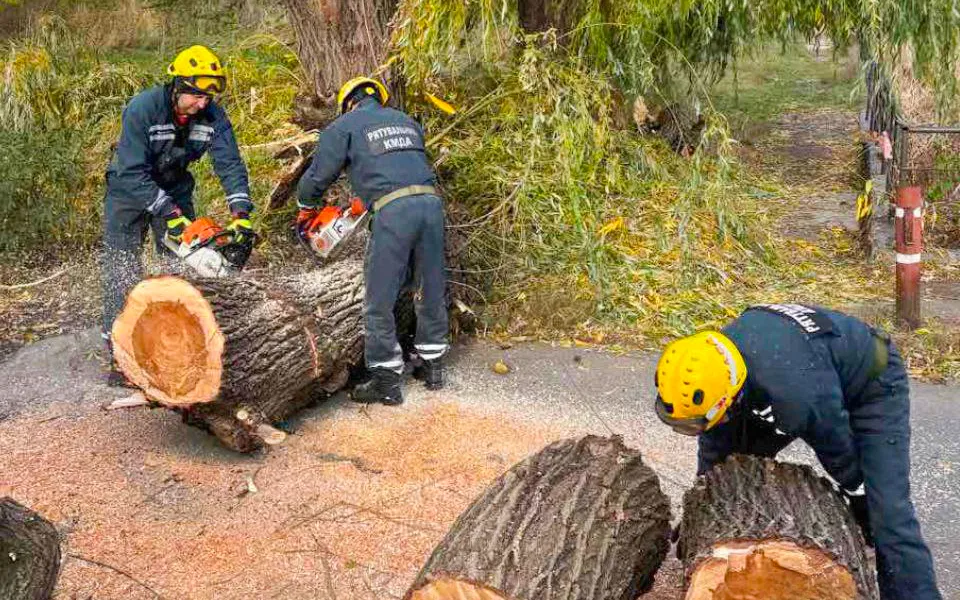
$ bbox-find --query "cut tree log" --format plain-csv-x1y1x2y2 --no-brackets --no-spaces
678,455,879,600
111,259,366,452
405,435,671,600
112,202,476,452
0,498,60,600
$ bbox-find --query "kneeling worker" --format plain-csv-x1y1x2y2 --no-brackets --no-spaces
296,77,448,406
653,303,941,599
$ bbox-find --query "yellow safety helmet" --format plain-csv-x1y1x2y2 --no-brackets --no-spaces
654,331,747,435
336,77,389,114
168,45,226,96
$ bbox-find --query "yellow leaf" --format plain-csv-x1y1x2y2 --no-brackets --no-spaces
492,360,510,375
574,338,592,347
425,92,457,115
915,328,932,335
597,216,624,238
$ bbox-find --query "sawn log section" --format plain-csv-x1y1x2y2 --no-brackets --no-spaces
405,435,671,600
111,259,366,452
678,455,880,600
0,497,61,600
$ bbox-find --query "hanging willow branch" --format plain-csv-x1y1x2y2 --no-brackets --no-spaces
390,0,960,100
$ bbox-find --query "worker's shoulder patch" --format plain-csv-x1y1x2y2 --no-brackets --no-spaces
745,304,835,337
362,123,424,156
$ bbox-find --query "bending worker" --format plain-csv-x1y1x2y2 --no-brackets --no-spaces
101,45,253,386
654,303,941,599
296,77,448,406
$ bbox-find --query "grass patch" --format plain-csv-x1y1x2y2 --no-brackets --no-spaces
712,42,859,129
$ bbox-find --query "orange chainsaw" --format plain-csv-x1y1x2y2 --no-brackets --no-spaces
163,217,259,278
297,198,368,258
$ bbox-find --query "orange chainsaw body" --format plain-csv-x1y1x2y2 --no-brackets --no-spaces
301,198,368,257
182,217,227,248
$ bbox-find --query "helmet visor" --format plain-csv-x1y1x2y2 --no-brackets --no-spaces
654,396,709,436
182,75,225,96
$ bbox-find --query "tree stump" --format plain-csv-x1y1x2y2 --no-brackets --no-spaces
0,498,60,600
678,455,879,600
111,259,366,452
405,435,671,600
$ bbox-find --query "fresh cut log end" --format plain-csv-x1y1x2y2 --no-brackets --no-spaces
686,540,856,600
679,455,879,600
112,276,224,406
409,579,510,600
406,435,671,600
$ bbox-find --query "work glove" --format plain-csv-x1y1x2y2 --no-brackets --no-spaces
164,207,191,244
296,207,319,226
846,491,874,547
295,207,320,239
226,211,254,244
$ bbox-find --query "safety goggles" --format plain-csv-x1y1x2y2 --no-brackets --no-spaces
181,75,226,96
654,396,709,435
654,389,741,436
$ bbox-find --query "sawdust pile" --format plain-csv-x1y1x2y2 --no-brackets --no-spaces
0,400,561,599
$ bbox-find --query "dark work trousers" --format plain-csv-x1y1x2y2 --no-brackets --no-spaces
852,343,941,599
100,174,195,342
364,193,448,373
738,342,941,599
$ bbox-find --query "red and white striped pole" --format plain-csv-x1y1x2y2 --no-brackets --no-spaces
895,186,923,329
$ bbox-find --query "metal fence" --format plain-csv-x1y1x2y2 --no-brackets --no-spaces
864,60,960,194
862,60,960,327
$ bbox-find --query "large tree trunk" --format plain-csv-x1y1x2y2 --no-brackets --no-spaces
279,0,399,101
678,456,879,600
112,259,366,452
405,435,671,600
517,0,588,35
0,498,60,600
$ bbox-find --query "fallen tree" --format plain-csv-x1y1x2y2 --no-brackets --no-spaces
112,259,366,452
678,455,879,600
404,435,671,600
112,216,475,452
0,497,61,600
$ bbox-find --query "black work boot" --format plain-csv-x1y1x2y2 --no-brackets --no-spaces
351,368,403,406
413,357,444,390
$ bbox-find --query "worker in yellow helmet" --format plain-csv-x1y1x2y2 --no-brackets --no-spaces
101,45,253,386
654,303,941,599
296,76,448,407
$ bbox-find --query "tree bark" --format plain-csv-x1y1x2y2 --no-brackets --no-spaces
405,435,671,600
112,259,366,452
517,0,589,35
0,498,60,600
279,0,399,100
679,455,879,600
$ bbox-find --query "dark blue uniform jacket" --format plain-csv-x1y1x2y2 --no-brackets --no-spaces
106,84,252,216
699,304,882,493
297,97,436,211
